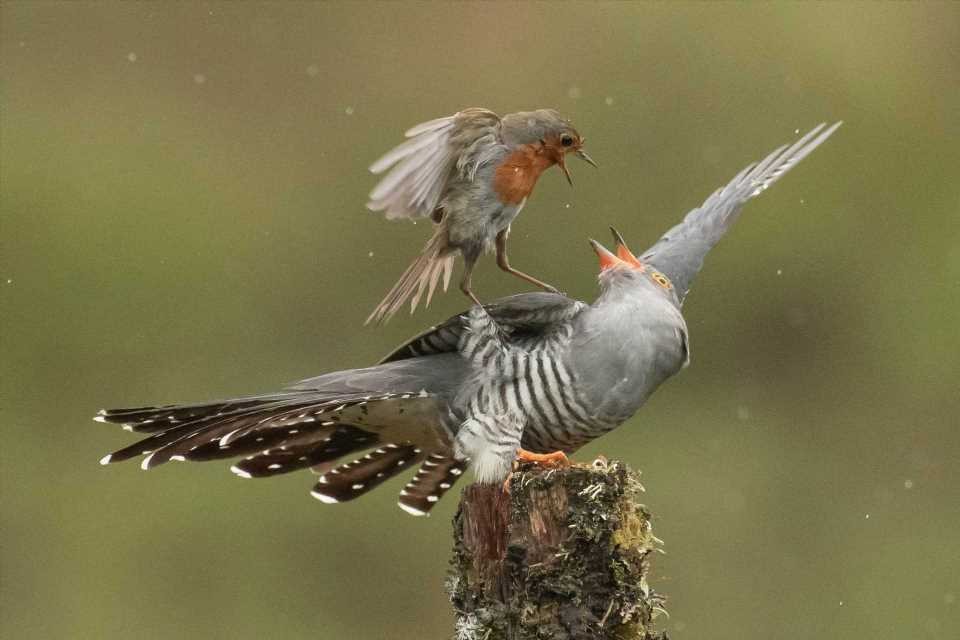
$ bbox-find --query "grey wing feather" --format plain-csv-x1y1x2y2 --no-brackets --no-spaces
367,108,502,220
287,353,466,398
379,292,587,364
641,122,842,303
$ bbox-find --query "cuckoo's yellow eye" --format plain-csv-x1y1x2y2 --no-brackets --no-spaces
651,272,672,289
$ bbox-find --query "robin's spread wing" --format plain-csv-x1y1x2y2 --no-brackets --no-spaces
379,292,587,364
367,108,503,220
640,122,842,303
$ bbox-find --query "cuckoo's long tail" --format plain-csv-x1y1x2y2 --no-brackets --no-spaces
365,223,456,325
95,391,466,515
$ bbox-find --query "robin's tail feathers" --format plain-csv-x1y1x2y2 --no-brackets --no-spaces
365,224,455,325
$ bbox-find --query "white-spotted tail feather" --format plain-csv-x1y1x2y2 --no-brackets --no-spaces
311,443,425,504
397,454,467,516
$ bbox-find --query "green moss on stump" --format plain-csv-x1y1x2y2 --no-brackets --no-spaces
448,459,668,640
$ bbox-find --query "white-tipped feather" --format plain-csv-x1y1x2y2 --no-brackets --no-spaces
397,501,428,517
99,453,112,466
230,465,252,479
219,427,244,447
311,490,339,504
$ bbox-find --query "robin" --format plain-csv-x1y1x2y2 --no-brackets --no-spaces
364,108,597,324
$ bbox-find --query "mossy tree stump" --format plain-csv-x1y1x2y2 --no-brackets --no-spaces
448,458,667,640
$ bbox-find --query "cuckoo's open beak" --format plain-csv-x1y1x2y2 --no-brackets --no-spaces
588,239,625,271
610,226,643,268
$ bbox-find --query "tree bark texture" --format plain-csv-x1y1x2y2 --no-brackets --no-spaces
448,458,668,640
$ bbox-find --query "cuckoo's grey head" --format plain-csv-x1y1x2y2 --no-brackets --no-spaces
589,228,680,304
500,109,596,185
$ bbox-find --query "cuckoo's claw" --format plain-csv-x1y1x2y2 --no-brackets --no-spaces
504,449,571,494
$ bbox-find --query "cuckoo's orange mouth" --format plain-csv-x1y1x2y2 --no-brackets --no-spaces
610,226,644,269
589,239,626,271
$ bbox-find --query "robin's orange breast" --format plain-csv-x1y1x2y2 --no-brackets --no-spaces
492,144,559,205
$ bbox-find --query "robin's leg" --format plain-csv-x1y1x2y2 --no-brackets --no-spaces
458,257,484,309
495,230,560,294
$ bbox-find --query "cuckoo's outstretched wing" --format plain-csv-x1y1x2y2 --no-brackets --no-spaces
367,108,503,220
641,122,842,303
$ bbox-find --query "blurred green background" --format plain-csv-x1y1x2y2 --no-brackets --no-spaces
2,2,958,639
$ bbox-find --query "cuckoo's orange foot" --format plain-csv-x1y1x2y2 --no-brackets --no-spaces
516,448,570,467
503,450,571,494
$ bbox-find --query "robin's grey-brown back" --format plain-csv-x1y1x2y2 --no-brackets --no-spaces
96,123,840,514
364,108,596,324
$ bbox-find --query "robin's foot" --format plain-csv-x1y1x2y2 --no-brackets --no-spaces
515,448,570,468
465,290,483,309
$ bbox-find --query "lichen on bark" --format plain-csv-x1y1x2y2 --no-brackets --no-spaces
448,458,668,640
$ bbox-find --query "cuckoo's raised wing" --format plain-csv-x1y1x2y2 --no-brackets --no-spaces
380,292,587,364
641,122,842,303
367,108,503,220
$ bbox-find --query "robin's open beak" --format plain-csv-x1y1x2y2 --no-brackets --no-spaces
610,226,643,268
576,149,598,168
588,239,625,271
558,155,574,187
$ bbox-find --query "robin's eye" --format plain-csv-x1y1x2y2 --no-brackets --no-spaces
560,134,574,147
